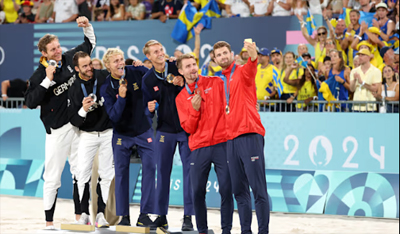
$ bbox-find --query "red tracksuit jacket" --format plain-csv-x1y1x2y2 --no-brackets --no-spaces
222,58,266,140
176,75,228,151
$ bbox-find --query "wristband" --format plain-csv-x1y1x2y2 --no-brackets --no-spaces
346,32,352,36
2,94,7,97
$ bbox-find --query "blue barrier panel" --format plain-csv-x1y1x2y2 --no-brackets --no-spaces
0,110,398,218
0,24,35,82
261,112,400,174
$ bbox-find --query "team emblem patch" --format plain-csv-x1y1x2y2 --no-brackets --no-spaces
147,138,153,143
153,86,159,92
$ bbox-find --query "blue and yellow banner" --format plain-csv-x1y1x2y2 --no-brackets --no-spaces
339,7,375,27
306,10,316,36
171,0,221,43
272,66,283,98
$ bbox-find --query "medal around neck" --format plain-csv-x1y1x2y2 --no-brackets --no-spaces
88,93,98,112
225,105,230,114
88,93,97,102
119,78,126,86
166,74,175,84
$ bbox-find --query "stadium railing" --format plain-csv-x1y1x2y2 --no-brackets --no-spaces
0,98,26,109
258,100,399,113
1,98,399,113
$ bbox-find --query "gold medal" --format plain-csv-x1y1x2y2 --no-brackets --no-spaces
166,73,175,84
119,78,126,86
225,105,230,114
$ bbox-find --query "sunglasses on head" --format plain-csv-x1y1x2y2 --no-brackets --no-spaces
318,32,327,36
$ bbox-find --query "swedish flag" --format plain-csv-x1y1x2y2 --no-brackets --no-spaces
198,0,221,28
201,0,221,18
318,76,349,111
339,7,375,27
306,9,316,36
272,66,283,98
388,34,399,49
171,0,221,44
171,2,205,44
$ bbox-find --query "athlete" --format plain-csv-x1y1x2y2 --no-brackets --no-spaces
213,40,270,234
25,16,96,230
100,48,156,228
175,54,233,234
141,40,194,231
68,51,113,228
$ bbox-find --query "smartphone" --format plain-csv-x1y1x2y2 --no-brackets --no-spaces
244,38,253,44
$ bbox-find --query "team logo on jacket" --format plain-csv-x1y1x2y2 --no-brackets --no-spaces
147,138,152,143
116,138,122,145
133,83,139,91
160,135,165,143
153,86,159,92
251,156,259,162
204,87,212,94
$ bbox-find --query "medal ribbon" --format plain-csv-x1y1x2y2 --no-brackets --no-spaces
81,79,97,97
110,69,126,89
185,78,199,95
222,64,236,108
153,62,168,81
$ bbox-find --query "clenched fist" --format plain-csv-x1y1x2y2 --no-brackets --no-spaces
148,100,157,113
119,83,127,98
76,16,90,28
191,94,201,111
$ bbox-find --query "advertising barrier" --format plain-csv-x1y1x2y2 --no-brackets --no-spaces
0,110,398,218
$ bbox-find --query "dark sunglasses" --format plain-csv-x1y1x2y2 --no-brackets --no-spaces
318,32,327,36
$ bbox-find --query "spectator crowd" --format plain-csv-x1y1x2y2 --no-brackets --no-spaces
1,0,397,24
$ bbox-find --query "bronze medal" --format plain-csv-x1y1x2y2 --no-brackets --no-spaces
225,105,230,114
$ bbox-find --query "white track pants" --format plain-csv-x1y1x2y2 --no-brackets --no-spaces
43,123,80,211
77,129,114,204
